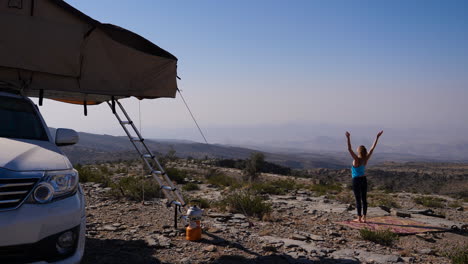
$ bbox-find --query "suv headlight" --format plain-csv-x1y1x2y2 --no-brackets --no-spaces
30,169,79,203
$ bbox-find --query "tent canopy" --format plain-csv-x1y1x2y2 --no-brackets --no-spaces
0,0,178,105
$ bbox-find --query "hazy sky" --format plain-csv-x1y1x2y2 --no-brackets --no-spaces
36,0,468,144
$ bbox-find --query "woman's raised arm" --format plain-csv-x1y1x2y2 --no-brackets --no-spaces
367,130,383,161
346,131,359,161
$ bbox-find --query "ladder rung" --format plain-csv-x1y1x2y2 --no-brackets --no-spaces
142,154,154,159
131,137,143,142
151,170,164,175
120,121,133,125
171,201,183,206
161,185,177,191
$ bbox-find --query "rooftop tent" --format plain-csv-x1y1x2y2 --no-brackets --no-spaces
0,0,188,221
0,0,178,105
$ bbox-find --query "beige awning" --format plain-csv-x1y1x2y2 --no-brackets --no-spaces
0,0,178,105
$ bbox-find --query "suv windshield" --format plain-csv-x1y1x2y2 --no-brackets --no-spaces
0,96,48,141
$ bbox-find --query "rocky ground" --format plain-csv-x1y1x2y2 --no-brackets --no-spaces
80,163,468,264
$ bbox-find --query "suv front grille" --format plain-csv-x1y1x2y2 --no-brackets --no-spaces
0,178,38,210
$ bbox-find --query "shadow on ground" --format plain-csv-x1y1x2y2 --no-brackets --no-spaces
82,238,161,264
195,231,261,257
82,237,359,264
212,254,360,264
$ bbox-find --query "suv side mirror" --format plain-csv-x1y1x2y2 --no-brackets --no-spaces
55,128,79,146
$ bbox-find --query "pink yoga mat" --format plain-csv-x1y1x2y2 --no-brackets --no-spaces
337,216,448,234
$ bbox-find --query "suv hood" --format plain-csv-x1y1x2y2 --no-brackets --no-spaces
0,138,72,171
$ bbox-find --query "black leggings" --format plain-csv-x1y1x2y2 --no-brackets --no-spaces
352,176,368,216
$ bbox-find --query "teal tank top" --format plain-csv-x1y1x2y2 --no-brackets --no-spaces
351,165,366,178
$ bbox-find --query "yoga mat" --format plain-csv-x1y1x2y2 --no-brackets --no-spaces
337,216,448,234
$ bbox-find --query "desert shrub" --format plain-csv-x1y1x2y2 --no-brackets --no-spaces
98,165,110,175
185,197,212,209
377,185,395,194
165,167,188,184
110,176,162,201
448,200,463,208
308,183,343,196
182,182,200,191
165,147,178,161
369,194,400,208
335,191,354,204
115,167,128,174
218,191,272,218
243,152,265,182
359,228,398,246
413,196,446,208
273,179,298,190
196,197,212,209
205,169,240,188
250,179,298,195
76,164,112,187
446,245,468,264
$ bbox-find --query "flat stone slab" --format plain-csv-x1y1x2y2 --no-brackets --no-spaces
260,236,319,253
391,209,412,218
411,214,466,228
290,234,308,241
358,251,402,264
232,213,247,219
331,249,402,264
295,231,325,241
366,207,392,217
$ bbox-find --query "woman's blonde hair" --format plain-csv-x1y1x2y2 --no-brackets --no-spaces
357,145,367,159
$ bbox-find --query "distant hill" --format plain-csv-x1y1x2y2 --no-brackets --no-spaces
57,130,347,169
55,129,467,169
147,123,468,162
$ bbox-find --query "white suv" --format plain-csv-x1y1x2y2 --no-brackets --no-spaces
0,91,85,264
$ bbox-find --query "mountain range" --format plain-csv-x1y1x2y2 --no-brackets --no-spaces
55,129,468,169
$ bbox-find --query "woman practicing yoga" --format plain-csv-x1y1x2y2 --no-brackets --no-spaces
345,130,383,223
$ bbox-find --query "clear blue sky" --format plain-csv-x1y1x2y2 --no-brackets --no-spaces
38,0,468,143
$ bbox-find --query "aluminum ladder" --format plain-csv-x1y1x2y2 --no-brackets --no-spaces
107,100,186,226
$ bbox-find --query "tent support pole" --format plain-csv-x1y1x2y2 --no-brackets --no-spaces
83,100,87,116
174,204,180,229
39,89,43,106
111,96,116,114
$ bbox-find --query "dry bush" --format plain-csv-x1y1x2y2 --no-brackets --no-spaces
369,193,400,208
445,244,468,264
448,200,463,208
243,152,265,182
165,167,189,184
205,169,241,188
182,182,200,191
360,228,398,246
110,176,162,201
413,196,446,208
250,179,298,195
335,191,354,204
217,191,272,218
76,164,113,187
308,183,342,196
184,196,212,209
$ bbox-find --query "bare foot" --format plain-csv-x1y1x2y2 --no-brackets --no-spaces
352,216,362,223
362,216,367,223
